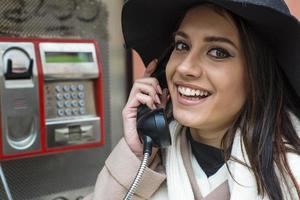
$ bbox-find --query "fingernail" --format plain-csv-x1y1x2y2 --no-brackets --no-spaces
152,104,157,109
155,94,161,104
157,85,163,95
147,59,157,69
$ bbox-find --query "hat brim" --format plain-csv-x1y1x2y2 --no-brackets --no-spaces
122,0,300,96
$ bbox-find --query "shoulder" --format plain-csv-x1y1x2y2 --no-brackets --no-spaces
288,112,300,137
285,152,300,198
286,112,300,184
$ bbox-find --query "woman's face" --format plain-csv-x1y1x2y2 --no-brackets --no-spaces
166,5,247,136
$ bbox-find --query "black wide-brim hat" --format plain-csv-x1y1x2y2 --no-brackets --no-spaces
122,0,300,96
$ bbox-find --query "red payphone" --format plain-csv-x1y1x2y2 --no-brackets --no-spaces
0,38,105,159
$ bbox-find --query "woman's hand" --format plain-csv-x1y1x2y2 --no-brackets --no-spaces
122,57,163,159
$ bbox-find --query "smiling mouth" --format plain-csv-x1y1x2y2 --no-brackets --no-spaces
177,85,211,100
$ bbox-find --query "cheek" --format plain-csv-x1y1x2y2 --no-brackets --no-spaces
165,66,171,82
213,66,247,113
219,83,246,111
165,60,176,87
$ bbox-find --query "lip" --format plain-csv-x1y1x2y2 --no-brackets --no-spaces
174,81,212,106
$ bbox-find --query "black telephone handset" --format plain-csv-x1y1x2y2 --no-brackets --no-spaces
136,47,173,153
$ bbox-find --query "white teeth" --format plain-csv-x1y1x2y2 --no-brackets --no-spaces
178,86,210,97
191,90,196,96
186,88,191,94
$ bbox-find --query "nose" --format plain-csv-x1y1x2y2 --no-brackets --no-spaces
176,53,203,78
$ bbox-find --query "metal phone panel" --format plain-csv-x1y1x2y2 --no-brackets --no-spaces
39,42,99,79
46,117,101,147
44,79,101,148
0,42,41,155
39,41,102,149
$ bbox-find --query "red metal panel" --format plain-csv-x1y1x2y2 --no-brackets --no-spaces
0,37,105,160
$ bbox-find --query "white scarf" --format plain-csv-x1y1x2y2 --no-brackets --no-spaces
151,115,300,200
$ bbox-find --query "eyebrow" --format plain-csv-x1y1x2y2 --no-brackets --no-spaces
173,31,238,49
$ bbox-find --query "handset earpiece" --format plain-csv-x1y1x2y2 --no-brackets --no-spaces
137,105,171,149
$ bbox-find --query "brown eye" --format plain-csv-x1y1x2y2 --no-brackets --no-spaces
208,48,232,59
174,41,189,51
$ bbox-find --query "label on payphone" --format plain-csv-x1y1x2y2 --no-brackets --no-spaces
0,38,104,159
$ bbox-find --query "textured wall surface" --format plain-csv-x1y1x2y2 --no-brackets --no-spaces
0,0,126,199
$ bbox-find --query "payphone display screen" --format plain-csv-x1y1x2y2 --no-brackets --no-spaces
45,52,93,63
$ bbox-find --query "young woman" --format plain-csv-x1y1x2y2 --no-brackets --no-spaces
85,0,300,199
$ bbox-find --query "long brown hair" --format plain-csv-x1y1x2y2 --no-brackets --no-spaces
222,10,300,200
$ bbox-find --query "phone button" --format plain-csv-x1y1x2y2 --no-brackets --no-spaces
57,109,64,116
57,101,64,108
64,93,71,100
63,85,70,92
71,93,78,99
78,92,85,99
56,93,63,100
71,100,78,107
78,84,84,91
78,100,85,107
64,101,72,108
55,85,62,92
65,109,72,116
70,84,77,92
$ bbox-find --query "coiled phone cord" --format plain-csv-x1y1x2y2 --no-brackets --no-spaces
0,163,13,200
123,136,153,200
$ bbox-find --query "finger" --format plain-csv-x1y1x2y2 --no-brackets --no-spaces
128,82,161,104
135,77,163,95
126,93,157,110
144,59,158,77
160,88,170,108
132,78,162,98
131,49,159,85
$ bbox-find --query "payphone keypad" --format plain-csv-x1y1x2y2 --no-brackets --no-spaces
55,84,86,117
44,81,96,120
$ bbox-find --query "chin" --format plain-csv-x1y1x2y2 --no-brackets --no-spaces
172,108,206,128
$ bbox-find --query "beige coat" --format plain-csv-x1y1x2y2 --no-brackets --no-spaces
83,138,166,200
